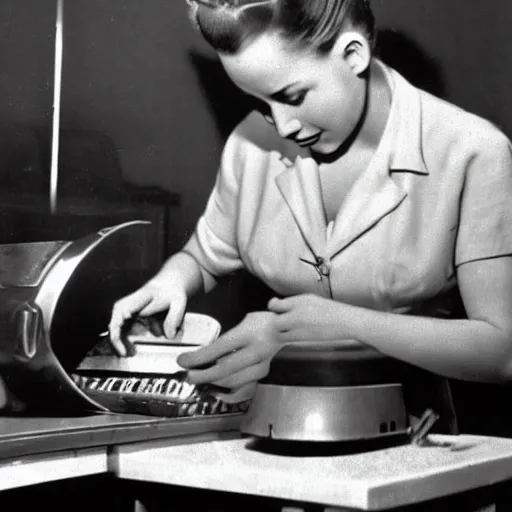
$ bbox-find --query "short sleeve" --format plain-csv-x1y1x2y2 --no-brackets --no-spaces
455,131,512,266
183,128,245,279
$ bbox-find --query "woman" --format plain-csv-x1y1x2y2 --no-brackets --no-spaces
109,0,512,428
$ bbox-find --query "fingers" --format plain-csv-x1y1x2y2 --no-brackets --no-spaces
273,328,296,342
213,383,257,404
184,346,261,384
129,316,165,338
267,296,292,313
177,329,241,369
268,297,307,335
109,290,154,355
211,361,269,390
267,302,293,333
163,292,186,340
109,281,189,354
138,301,168,318
145,316,166,337
108,324,132,357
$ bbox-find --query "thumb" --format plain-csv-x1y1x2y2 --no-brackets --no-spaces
177,327,240,368
163,293,187,339
213,383,256,404
267,297,289,313
139,300,168,317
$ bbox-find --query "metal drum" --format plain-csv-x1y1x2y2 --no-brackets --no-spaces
240,341,409,442
0,220,154,415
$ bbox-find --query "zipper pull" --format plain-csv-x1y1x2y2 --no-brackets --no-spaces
299,256,331,281
315,256,331,278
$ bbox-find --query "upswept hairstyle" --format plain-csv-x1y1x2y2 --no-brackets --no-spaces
187,0,376,55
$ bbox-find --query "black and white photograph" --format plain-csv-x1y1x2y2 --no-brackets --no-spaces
0,1,511,510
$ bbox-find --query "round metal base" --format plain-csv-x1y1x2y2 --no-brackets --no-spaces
240,382,408,442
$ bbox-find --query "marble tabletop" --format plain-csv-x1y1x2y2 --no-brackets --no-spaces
115,434,512,510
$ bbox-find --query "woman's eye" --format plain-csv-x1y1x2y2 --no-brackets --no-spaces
286,90,307,106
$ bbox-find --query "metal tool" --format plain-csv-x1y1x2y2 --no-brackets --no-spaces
409,408,440,446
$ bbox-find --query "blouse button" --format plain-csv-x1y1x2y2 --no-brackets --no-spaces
299,255,331,281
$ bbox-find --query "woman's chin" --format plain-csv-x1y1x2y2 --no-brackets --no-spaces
310,139,344,158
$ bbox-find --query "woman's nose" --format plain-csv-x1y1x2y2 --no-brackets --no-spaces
271,105,301,139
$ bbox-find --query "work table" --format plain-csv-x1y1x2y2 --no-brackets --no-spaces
2,414,512,511
0,413,242,460
115,433,512,511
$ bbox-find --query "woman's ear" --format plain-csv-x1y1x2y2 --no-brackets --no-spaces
331,31,371,75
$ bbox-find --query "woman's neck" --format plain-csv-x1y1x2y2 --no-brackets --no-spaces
356,59,393,151
311,59,392,165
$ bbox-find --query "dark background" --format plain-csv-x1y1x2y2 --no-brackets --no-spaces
0,0,510,241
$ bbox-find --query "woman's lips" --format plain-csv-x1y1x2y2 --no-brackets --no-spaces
296,132,322,147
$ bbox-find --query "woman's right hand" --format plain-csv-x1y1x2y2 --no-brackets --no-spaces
108,278,188,357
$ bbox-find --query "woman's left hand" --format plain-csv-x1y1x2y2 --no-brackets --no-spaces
269,293,346,342
176,311,283,402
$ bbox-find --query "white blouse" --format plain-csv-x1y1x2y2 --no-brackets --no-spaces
183,62,512,317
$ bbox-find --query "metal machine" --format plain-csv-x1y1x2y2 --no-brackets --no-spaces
0,221,449,444
240,340,410,442
0,221,247,420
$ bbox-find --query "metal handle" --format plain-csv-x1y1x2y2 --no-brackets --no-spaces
0,299,43,362
18,304,40,359
409,408,439,446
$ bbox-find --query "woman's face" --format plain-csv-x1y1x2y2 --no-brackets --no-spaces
219,32,368,155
